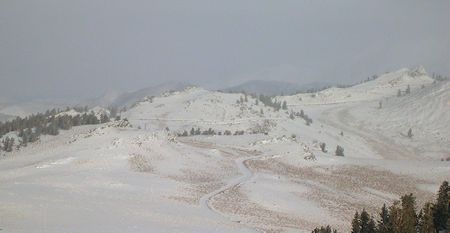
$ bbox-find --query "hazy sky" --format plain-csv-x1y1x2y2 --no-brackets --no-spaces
1,0,449,100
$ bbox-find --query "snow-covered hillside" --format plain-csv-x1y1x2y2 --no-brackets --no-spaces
0,67,448,233
280,67,433,105
56,106,111,119
123,86,288,134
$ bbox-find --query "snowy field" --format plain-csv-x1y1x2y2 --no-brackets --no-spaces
0,68,449,232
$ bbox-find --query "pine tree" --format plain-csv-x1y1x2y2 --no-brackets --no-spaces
419,202,435,233
320,142,327,153
399,193,417,233
289,112,295,120
407,128,413,138
367,218,376,233
389,201,402,233
21,130,28,146
433,181,449,232
312,225,337,233
405,85,411,94
378,204,391,233
360,209,370,233
100,114,110,124
351,211,361,233
2,137,15,152
282,101,288,110
335,145,344,156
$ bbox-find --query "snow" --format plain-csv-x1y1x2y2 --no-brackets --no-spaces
279,66,434,105
55,106,110,119
0,68,449,232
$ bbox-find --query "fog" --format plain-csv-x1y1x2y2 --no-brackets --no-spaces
1,0,449,100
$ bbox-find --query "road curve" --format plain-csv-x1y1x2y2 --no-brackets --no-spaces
199,153,281,222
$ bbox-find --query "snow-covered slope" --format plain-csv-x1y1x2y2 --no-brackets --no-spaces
343,80,450,159
0,67,448,233
55,106,111,119
281,67,433,105
123,86,288,133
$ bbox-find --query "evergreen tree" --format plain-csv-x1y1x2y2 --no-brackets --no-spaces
418,202,435,233
433,181,449,232
405,85,411,94
46,121,59,136
352,211,361,233
335,145,345,156
407,128,413,138
282,101,288,110
2,137,15,152
312,225,337,233
289,112,295,120
367,218,376,233
399,193,417,233
320,142,327,153
360,209,370,233
389,201,402,233
27,128,38,143
378,204,391,233
20,130,28,146
100,113,110,124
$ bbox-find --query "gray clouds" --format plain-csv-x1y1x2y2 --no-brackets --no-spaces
1,0,449,100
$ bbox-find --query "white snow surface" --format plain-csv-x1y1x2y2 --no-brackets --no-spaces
0,68,449,232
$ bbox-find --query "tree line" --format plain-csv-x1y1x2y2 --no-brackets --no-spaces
177,127,245,137
0,108,110,152
312,181,449,233
289,109,313,125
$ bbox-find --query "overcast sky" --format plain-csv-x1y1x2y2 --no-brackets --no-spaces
1,0,449,100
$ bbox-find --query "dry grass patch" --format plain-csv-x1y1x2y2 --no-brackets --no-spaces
128,153,153,173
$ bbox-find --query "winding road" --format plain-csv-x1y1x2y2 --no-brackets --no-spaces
198,152,282,223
